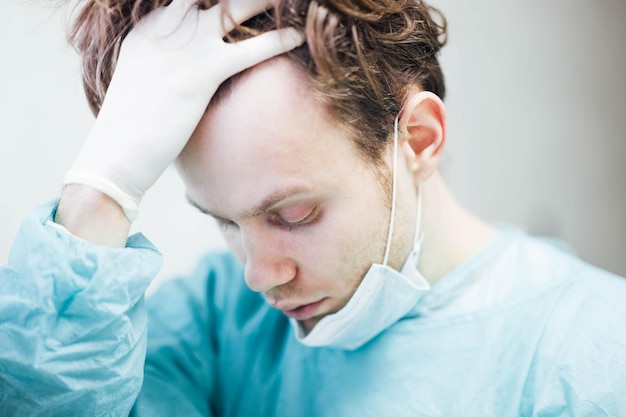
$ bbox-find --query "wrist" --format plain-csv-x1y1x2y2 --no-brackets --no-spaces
63,169,141,222
55,184,131,248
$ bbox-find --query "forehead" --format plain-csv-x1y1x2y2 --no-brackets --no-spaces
178,58,375,216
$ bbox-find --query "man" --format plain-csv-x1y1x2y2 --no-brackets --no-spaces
1,0,625,416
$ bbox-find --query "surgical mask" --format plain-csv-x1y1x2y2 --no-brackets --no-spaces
289,116,431,350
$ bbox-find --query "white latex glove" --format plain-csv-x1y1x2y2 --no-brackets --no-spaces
64,0,304,221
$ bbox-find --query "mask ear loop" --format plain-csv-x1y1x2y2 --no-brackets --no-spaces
382,116,425,267
382,116,400,266
414,185,424,259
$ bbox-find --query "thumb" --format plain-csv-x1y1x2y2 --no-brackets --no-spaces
228,27,305,73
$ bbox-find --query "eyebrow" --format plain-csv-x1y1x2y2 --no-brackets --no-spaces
185,186,312,221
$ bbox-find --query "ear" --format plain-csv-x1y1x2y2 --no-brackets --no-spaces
398,91,446,184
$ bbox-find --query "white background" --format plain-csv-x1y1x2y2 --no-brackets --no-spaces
1,0,625,294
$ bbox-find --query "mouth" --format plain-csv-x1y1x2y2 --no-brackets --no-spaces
272,298,327,321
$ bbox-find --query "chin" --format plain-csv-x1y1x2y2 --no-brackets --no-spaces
300,316,323,334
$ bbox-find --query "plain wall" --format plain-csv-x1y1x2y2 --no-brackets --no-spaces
433,0,626,277
1,0,624,294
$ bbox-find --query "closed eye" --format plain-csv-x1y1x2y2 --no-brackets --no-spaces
268,205,319,230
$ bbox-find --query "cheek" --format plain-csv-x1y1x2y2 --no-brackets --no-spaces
303,211,384,278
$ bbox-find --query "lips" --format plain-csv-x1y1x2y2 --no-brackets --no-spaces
271,298,327,321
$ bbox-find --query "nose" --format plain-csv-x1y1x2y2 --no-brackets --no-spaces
242,228,296,293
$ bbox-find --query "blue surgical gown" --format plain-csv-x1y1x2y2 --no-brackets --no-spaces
1,201,625,416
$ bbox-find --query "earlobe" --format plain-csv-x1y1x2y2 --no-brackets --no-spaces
399,91,446,183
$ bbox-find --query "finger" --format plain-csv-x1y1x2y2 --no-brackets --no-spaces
204,0,276,35
137,0,199,36
166,0,199,19
226,27,305,73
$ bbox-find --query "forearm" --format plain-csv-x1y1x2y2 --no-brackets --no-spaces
55,184,131,247
0,202,162,416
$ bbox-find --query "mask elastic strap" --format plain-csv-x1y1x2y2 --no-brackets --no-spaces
414,185,424,258
382,116,400,266
382,116,425,267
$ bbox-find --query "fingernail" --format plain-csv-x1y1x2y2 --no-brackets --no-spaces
283,27,305,47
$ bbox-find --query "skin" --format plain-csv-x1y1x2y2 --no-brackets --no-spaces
176,58,418,331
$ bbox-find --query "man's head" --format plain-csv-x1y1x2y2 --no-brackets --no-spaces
71,0,448,329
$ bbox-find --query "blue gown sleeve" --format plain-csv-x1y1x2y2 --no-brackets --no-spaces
0,202,162,417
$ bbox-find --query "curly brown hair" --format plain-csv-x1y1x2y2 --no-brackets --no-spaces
69,0,447,164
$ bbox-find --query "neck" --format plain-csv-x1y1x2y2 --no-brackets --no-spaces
417,172,499,285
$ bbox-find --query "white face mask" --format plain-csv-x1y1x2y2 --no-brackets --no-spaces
289,116,431,350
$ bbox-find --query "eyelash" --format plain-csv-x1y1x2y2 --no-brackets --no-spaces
216,208,320,231
269,208,319,231
217,209,318,231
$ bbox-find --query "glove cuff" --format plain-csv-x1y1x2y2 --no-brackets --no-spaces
63,170,140,222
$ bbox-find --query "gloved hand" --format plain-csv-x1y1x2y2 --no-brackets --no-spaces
64,0,304,221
